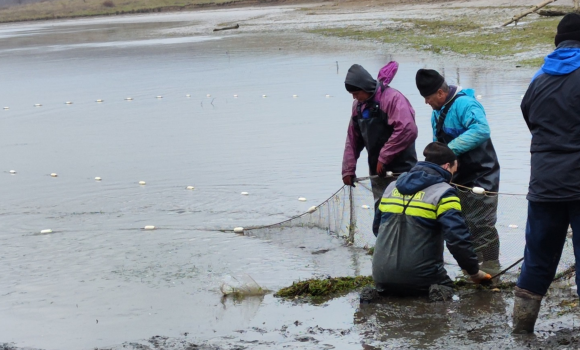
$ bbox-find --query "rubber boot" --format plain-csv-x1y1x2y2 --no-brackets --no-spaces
512,286,543,334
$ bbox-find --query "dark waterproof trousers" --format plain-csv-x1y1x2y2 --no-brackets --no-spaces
371,176,395,211
457,191,500,262
517,201,580,297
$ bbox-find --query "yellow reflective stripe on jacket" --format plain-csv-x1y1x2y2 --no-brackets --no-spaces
436,196,462,217
379,198,437,211
379,200,437,220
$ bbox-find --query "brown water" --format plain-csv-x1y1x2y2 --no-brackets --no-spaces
0,7,572,350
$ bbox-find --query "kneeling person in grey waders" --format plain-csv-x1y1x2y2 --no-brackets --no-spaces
369,142,491,301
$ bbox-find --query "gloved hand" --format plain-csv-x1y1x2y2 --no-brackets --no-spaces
342,175,356,187
376,162,387,177
470,270,492,284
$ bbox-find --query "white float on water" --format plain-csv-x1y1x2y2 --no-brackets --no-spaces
293,94,298,98
361,205,370,209
307,206,317,213
9,170,16,174
262,95,267,98
40,229,53,234
144,225,155,230
186,186,195,190
233,94,238,98
509,224,518,229
139,181,146,185
34,103,42,107
3,107,9,110
125,97,133,101
96,99,104,103
476,95,482,100
298,197,307,202
233,227,244,233
50,173,58,177
65,101,72,105
325,94,331,98
472,186,485,194
156,96,163,99
241,192,249,195
95,177,102,181
186,94,191,97
206,94,211,97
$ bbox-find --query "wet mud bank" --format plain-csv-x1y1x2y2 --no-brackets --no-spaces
81,287,578,350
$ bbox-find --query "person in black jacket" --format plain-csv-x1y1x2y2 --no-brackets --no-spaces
370,142,490,299
514,13,580,334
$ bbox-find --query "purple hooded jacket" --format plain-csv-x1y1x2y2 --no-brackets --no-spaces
342,62,418,177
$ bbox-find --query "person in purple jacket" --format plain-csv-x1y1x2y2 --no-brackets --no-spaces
342,61,418,208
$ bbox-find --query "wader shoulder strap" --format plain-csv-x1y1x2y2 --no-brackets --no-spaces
435,94,461,142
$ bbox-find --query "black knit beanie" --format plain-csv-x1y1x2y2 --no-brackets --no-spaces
555,13,580,46
415,69,445,97
423,142,456,165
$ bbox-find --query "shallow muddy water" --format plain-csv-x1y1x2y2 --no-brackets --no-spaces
0,7,571,350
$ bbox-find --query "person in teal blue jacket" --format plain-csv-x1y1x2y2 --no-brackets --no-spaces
415,69,501,265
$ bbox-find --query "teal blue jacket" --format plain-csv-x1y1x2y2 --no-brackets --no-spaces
431,88,490,156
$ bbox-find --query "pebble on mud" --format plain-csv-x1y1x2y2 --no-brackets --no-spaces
144,225,155,230
139,181,146,185
234,227,244,233
40,229,53,234
50,173,58,177
9,170,16,174
95,177,102,181
298,197,307,201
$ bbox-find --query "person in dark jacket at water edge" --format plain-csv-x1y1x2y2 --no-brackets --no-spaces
369,142,491,300
513,13,580,334
342,62,418,209
415,68,501,269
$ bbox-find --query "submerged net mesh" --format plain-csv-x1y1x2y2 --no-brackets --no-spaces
245,178,576,285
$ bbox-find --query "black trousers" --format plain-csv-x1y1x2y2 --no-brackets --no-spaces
457,191,500,262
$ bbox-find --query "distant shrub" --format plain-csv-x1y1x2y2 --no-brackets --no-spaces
102,0,114,7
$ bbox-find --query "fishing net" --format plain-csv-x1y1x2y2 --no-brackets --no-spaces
244,178,576,285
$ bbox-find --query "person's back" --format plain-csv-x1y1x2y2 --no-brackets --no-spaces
522,41,580,201
372,142,488,296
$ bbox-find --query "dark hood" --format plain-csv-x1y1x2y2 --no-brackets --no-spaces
345,64,377,93
395,161,452,195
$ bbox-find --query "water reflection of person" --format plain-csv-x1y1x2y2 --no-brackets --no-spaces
355,289,508,348
341,62,418,210
415,69,501,270
370,142,490,299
